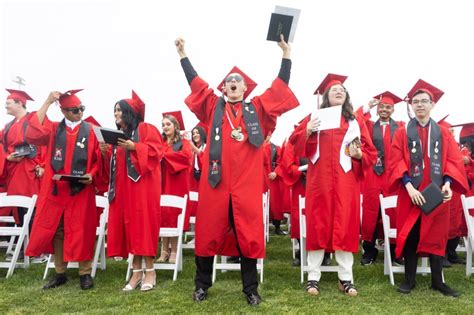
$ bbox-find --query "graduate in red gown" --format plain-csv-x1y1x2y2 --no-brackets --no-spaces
25,90,104,290
175,35,299,305
186,123,207,232
356,91,405,266
458,123,474,196
156,112,192,264
262,135,286,235
290,74,377,297
101,91,163,292
388,80,469,297
1,90,45,243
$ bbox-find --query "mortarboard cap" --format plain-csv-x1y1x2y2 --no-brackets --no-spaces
84,116,101,127
6,89,34,105
59,89,83,109
314,73,348,95
217,66,257,100
373,91,403,106
162,110,185,130
451,122,474,139
122,90,145,121
437,114,452,128
406,79,444,103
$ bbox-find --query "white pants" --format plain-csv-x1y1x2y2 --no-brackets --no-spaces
307,250,354,282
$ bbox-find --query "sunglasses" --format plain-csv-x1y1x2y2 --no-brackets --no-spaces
64,105,86,114
225,74,243,83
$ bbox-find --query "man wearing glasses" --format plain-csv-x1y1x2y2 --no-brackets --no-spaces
389,80,468,297
175,35,299,306
25,90,105,290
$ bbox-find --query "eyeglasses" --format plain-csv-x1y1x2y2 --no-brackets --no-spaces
64,105,86,114
329,87,346,93
411,99,431,105
225,74,243,83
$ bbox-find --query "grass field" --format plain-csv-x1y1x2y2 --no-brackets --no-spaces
1,230,473,314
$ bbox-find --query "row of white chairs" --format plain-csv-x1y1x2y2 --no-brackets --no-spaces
2,192,474,284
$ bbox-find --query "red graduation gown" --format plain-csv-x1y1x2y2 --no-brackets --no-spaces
355,107,404,242
25,115,103,262
106,123,163,258
185,76,299,258
263,142,284,221
389,124,469,258
290,115,377,253
0,113,44,197
161,139,192,228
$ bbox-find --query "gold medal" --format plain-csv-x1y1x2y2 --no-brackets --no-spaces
231,129,240,139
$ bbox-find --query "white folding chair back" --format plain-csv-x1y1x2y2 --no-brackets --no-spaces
0,194,37,278
263,191,270,243
212,194,265,284
126,194,188,282
43,195,109,279
461,194,474,276
183,191,198,250
379,194,436,285
299,195,338,283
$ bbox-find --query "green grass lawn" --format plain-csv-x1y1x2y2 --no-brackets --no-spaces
1,232,473,314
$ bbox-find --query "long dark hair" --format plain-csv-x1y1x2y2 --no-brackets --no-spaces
192,126,207,146
320,86,355,121
115,101,141,137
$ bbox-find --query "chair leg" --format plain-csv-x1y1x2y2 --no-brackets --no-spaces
125,254,133,281
467,239,473,276
212,255,217,283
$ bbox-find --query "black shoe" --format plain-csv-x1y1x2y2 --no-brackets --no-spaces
442,257,452,268
397,281,415,294
228,256,240,263
192,288,208,302
43,273,68,290
274,228,287,236
322,256,332,266
245,291,261,306
431,283,461,297
79,274,94,290
448,256,466,265
392,258,404,266
360,256,375,266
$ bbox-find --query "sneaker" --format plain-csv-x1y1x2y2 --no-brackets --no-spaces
32,254,48,264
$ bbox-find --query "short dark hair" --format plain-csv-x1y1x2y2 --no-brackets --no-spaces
412,90,432,102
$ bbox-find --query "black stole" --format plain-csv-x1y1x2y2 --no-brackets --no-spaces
208,97,264,188
3,114,38,159
108,127,140,202
270,143,277,170
51,120,90,195
372,119,398,175
406,118,443,189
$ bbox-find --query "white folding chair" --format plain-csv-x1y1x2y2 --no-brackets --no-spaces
299,195,338,283
0,194,37,278
264,191,270,243
461,194,474,276
43,195,109,279
126,194,188,282
212,194,265,284
379,194,436,285
182,191,198,250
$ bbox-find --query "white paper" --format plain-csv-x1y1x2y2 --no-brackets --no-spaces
274,5,300,42
311,106,341,131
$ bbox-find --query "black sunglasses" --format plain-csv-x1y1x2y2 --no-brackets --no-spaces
225,74,243,83
64,105,86,114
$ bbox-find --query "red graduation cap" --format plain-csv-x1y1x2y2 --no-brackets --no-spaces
84,115,101,127
373,91,403,106
406,79,444,103
437,114,452,128
314,73,348,95
59,89,83,109
451,122,474,139
6,89,34,105
122,90,145,121
217,66,257,100
162,110,185,130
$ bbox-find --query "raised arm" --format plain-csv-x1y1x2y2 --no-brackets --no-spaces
175,38,198,85
36,91,61,125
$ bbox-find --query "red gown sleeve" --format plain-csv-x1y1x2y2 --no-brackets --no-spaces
352,116,377,180
162,139,192,174
184,76,219,125
25,114,54,146
130,123,164,176
443,130,469,194
388,127,409,192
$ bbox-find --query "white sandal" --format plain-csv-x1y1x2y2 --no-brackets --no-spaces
122,269,143,291
140,268,156,292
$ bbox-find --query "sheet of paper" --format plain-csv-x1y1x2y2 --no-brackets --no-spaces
311,106,341,131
